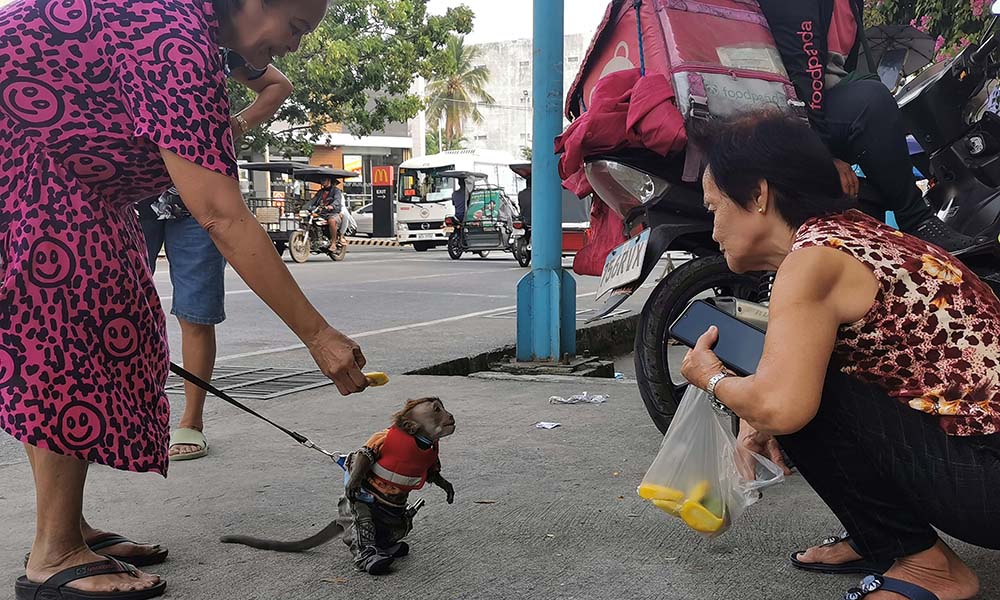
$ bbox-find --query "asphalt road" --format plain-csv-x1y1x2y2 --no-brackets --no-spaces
0,245,665,466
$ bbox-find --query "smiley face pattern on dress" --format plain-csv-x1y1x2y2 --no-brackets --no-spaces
792,210,1000,436
0,0,238,475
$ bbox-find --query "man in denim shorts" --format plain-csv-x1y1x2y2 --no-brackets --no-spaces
140,48,293,461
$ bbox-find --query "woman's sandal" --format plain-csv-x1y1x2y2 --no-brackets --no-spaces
24,534,168,569
15,557,166,600
843,574,939,600
790,531,892,575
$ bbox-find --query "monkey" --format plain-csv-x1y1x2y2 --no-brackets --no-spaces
220,397,456,576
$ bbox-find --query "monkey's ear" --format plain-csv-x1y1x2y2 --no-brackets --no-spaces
400,419,420,435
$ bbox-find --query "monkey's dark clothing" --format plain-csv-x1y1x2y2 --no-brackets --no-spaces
337,493,412,571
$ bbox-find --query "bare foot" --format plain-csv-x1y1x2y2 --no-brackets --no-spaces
860,540,979,600
26,545,161,594
82,522,164,562
796,539,863,565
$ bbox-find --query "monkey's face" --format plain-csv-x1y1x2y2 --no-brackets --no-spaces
405,398,456,440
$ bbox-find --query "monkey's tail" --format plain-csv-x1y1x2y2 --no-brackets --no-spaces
220,521,345,552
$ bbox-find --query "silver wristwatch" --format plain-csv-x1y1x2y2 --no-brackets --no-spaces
706,372,734,416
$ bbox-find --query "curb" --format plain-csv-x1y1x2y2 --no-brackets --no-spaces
405,312,639,377
346,237,400,247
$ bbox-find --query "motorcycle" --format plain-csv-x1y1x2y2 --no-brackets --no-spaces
577,5,1000,434
288,206,348,263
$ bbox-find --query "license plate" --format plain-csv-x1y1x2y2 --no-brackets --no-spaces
418,233,434,239
512,229,525,237
595,229,649,301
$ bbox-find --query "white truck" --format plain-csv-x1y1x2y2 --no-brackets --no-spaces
396,149,520,251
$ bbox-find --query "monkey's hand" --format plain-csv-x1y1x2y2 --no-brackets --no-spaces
346,451,373,500
430,472,455,504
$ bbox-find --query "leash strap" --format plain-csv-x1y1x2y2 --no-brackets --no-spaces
168,361,342,463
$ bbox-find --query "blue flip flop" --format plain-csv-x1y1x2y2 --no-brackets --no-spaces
843,574,940,600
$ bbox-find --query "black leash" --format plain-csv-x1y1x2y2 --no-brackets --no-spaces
168,361,341,461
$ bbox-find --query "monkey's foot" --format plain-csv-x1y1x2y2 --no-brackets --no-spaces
355,549,394,576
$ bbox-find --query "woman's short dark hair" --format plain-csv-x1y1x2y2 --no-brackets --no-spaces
688,109,856,228
212,0,242,23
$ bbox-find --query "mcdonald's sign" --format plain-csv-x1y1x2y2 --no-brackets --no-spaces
371,166,394,187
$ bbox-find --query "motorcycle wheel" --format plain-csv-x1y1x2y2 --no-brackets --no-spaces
330,240,347,261
514,237,531,267
635,254,764,434
413,242,433,252
447,233,464,260
289,231,311,264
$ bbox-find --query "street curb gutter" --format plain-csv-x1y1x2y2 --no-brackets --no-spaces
405,313,638,377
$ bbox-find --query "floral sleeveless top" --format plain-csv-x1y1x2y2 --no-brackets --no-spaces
792,210,1000,436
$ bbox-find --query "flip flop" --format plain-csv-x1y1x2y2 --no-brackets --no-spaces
790,532,892,575
15,557,166,600
843,574,939,600
24,534,169,568
168,427,208,461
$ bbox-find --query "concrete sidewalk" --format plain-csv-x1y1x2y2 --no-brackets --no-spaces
1,376,996,600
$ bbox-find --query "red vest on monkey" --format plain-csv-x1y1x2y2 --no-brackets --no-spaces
370,426,440,491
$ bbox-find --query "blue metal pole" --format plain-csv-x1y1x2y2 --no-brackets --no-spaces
516,0,576,361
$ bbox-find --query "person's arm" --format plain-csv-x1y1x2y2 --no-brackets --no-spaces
160,148,369,395
680,246,878,435
757,0,830,141
228,64,293,138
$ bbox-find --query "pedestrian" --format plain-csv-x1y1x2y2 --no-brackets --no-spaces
0,1,368,599
680,111,999,600
139,49,293,462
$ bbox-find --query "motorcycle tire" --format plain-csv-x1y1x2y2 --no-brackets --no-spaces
289,231,310,264
447,233,464,260
514,237,531,267
634,254,764,434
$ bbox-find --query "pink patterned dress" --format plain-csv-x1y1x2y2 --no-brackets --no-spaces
0,0,238,475
793,210,1000,436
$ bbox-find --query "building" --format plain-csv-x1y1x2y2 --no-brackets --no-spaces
458,34,590,158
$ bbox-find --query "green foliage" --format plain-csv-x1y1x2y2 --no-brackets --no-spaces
229,0,473,154
424,35,496,144
864,0,990,61
425,129,465,154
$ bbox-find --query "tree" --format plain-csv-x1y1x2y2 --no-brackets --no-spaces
520,146,532,161
228,1,474,155
865,0,989,61
424,35,496,147
426,129,466,154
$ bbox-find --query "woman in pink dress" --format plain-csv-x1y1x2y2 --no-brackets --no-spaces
0,1,367,598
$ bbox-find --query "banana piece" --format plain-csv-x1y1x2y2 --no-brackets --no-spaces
365,372,389,386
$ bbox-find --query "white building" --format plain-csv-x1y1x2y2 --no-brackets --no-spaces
457,34,591,158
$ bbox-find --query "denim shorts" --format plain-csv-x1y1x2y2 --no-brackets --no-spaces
140,213,226,325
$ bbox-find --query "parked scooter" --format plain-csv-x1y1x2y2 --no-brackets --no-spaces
572,3,1000,434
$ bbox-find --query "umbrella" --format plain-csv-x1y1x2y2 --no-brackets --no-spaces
862,24,937,78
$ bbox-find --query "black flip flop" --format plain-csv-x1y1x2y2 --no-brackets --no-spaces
88,534,169,568
15,557,166,600
790,532,892,575
24,534,168,569
843,574,939,600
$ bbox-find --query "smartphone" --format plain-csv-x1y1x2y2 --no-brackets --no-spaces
669,299,766,376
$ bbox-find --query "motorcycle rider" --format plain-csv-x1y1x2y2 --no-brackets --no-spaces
311,176,344,245
452,177,469,223
757,0,979,252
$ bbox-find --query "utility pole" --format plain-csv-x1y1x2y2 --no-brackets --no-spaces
516,0,575,362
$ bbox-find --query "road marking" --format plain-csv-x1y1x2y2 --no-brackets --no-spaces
216,289,604,362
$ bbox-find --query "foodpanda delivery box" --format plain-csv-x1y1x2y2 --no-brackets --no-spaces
563,0,801,277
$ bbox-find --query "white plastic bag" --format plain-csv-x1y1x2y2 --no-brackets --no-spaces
638,386,784,537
